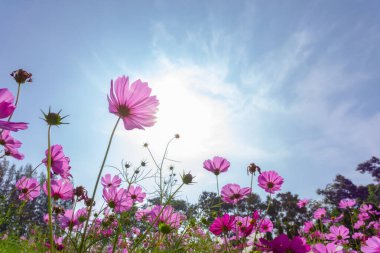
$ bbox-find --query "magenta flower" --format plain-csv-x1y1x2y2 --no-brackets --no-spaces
108,75,159,130
102,187,132,213
312,243,343,253
360,204,373,213
59,208,88,230
0,130,24,160
209,214,235,236
257,170,284,193
297,199,309,208
0,88,28,131
313,208,326,219
339,199,356,209
361,236,380,253
303,221,314,233
15,176,40,201
42,144,71,179
260,234,311,253
221,183,250,204
235,216,254,236
326,225,350,244
43,179,74,200
127,185,146,203
259,218,273,233
203,156,230,175
101,174,121,188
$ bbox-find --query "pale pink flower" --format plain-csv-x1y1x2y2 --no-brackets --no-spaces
15,176,40,201
0,130,24,160
339,199,356,209
43,179,74,200
221,183,250,204
101,174,121,188
42,144,71,178
312,243,343,253
148,205,184,229
303,221,314,233
127,185,146,203
361,236,380,253
257,170,284,193
108,75,159,130
203,156,230,175
102,187,132,213
326,225,350,244
0,88,28,131
360,204,373,213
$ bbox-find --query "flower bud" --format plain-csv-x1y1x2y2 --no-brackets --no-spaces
10,69,32,84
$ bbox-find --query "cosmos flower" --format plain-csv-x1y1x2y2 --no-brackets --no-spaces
58,208,88,230
127,185,146,203
209,214,235,236
148,205,185,229
312,243,343,253
339,199,356,209
260,234,311,253
0,130,24,160
203,156,230,176
43,179,74,201
361,236,380,253
108,75,159,130
259,218,273,233
297,199,309,208
101,174,122,188
42,144,71,179
0,88,28,131
326,225,350,244
221,183,250,204
257,170,284,194
102,187,132,213
314,208,327,219
15,176,40,201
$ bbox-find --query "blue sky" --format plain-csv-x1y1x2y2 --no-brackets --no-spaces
1,1,379,203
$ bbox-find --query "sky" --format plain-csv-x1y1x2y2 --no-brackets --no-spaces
1,0,379,203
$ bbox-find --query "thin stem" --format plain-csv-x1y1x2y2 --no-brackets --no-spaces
7,83,21,122
78,117,121,253
46,125,54,253
216,175,220,198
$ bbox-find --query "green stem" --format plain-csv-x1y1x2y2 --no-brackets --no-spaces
78,117,121,253
216,175,220,198
46,125,54,253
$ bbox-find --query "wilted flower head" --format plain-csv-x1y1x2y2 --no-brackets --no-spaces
181,171,195,185
10,69,32,84
221,183,250,204
41,108,69,126
108,75,159,130
203,156,230,176
247,162,261,175
0,88,28,131
209,214,235,236
15,176,40,201
257,170,284,194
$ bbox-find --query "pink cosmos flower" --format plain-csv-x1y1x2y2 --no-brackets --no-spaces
54,236,64,251
260,234,311,253
43,213,54,224
361,236,380,253
360,204,373,213
148,205,184,229
221,183,250,204
297,199,309,208
209,214,235,236
313,243,343,253
259,218,273,233
203,156,230,175
314,208,327,219
0,130,24,160
257,170,284,193
42,144,71,179
0,88,28,131
339,199,356,209
352,232,364,240
127,185,146,203
323,214,344,224
102,187,132,213
15,176,40,201
108,75,159,130
135,208,151,221
101,174,122,188
43,179,74,200
354,220,365,229
326,225,350,244
234,216,254,236
58,208,88,230
303,221,314,233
